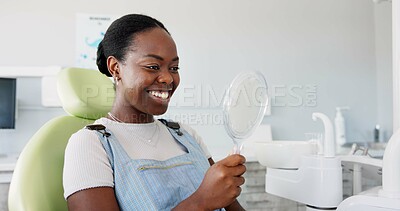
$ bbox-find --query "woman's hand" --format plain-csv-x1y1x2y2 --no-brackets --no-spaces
173,154,246,211
198,154,246,209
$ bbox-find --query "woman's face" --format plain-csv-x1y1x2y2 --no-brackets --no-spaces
115,27,180,117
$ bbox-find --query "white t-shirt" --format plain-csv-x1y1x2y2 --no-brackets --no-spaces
63,118,211,199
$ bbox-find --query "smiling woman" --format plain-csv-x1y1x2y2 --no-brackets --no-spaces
62,14,246,211
104,26,180,120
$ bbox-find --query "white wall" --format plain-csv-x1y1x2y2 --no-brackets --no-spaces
375,2,393,141
0,0,392,159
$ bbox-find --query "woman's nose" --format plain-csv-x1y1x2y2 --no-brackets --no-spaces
157,70,174,84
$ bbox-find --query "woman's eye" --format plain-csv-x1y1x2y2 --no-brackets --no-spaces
170,67,180,72
146,65,160,70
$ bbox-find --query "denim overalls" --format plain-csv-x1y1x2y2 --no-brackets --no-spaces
90,121,223,211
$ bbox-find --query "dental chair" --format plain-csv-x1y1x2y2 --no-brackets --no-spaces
8,67,114,211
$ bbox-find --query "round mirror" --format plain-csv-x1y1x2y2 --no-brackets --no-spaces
223,71,269,154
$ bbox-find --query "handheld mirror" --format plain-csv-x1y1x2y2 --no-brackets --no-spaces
223,71,269,154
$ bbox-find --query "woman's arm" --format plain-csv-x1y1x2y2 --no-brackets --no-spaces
67,187,120,211
173,154,246,211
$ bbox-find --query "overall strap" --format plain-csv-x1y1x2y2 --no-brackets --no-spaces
84,124,116,167
85,124,110,137
87,120,181,136
158,119,183,136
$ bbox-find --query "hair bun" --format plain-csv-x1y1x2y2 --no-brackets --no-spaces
96,41,112,77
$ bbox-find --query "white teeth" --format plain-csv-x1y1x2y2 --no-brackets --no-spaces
149,91,169,100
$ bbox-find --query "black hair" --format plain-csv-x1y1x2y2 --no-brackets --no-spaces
96,14,170,77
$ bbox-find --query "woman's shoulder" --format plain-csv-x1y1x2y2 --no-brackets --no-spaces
69,126,101,142
177,122,197,136
161,120,211,159
66,119,108,149
69,118,111,138
158,119,196,136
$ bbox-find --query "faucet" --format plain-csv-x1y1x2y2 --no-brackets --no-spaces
349,143,369,156
312,112,335,157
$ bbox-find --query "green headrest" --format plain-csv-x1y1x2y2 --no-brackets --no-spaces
57,67,115,120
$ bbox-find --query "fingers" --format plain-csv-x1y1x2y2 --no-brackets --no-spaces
228,177,244,198
219,154,246,167
230,164,246,176
223,176,245,188
236,186,242,197
233,176,245,186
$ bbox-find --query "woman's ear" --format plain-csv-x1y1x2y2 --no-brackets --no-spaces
107,56,120,78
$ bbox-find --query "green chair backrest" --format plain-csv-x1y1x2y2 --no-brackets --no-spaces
8,67,115,211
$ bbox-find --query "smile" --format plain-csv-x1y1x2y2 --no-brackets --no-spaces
148,90,170,100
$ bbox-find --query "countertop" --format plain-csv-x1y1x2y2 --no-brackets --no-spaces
0,154,18,183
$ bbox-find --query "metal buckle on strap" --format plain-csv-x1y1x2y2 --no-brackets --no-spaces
85,124,111,137
158,119,183,136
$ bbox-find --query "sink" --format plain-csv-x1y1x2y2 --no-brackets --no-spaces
253,141,318,169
